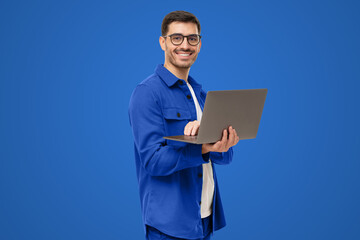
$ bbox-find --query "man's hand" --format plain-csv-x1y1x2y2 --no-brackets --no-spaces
202,126,239,154
184,120,200,136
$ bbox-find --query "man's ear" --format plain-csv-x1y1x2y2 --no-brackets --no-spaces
159,36,166,51
198,39,202,52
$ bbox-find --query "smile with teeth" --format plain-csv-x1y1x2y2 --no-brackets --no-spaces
176,52,193,57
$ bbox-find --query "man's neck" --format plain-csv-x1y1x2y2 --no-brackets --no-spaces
164,63,190,82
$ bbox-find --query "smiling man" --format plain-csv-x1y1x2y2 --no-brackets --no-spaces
129,11,239,240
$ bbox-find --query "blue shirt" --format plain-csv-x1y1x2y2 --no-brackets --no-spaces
128,64,233,239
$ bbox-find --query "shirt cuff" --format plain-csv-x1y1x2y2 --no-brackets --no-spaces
202,152,210,162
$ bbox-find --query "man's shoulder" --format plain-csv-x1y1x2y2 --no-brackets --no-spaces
138,72,160,86
130,71,166,102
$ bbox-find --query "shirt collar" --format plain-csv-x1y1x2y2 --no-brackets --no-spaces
155,64,202,89
188,75,202,90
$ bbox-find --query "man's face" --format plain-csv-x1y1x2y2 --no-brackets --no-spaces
160,22,201,70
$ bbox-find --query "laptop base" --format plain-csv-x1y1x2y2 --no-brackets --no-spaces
163,135,201,144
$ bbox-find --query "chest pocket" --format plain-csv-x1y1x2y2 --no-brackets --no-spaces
163,108,192,136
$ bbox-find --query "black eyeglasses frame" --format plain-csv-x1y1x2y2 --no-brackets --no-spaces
162,34,202,46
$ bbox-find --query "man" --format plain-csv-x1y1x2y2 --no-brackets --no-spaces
128,11,239,240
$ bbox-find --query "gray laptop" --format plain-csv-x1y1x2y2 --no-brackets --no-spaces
163,89,267,144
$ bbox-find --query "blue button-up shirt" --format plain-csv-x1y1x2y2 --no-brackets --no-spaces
128,64,233,239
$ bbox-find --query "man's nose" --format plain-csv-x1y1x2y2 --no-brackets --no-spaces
179,37,191,49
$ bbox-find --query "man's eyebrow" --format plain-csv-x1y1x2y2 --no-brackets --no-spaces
170,33,198,35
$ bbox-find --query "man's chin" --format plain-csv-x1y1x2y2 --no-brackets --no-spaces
174,61,194,69
177,64,192,69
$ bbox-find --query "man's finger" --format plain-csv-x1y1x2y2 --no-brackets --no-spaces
227,126,235,146
233,129,240,145
184,122,193,135
218,129,228,150
184,124,189,135
222,129,228,142
191,124,199,136
231,127,238,145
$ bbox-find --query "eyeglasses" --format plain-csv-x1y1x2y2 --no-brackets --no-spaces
162,34,201,46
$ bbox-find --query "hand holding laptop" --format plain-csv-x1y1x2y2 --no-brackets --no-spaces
184,120,240,154
201,126,240,154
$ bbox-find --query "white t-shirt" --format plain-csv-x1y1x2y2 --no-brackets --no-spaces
187,82,214,219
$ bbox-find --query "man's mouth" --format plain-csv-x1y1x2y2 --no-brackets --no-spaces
175,51,193,57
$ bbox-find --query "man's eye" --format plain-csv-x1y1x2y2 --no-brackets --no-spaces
173,36,182,41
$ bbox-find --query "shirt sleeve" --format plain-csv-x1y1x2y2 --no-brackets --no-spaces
209,149,233,165
129,84,208,177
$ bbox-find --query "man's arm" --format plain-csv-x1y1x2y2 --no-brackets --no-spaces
129,84,209,177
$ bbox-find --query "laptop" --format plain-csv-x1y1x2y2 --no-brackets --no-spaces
163,89,267,144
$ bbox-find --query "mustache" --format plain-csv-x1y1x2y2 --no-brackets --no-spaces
175,49,194,53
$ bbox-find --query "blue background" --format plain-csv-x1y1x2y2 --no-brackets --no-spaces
1,0,359,239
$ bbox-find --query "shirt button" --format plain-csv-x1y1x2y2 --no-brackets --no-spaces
187,95,191,99
177,112,181,117
198,173,202,178
179,80,183,85
199,201,202,205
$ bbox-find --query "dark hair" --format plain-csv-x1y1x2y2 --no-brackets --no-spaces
161,11,201,36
